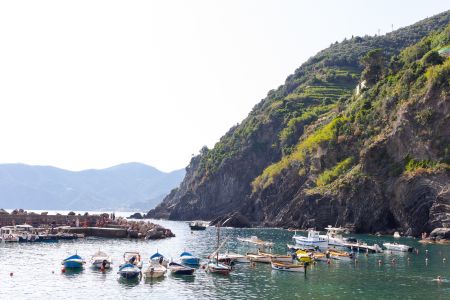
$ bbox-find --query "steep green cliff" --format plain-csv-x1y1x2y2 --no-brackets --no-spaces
148,11,450,235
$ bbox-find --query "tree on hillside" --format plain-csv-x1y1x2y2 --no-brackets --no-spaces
361,49,386,85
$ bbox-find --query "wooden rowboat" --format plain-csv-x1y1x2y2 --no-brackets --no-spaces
271,260,306,272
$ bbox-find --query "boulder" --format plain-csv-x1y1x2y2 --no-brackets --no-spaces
0,208,9,215
128,212,143,219
430,228,450,240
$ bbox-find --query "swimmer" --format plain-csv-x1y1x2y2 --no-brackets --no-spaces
437,276,443,283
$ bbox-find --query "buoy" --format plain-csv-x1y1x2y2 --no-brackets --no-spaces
62,268,66,273
10,272,13,277
52,271,55,274
443,258,446,263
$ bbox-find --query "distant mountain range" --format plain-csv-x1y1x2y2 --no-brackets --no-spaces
0,163,185,211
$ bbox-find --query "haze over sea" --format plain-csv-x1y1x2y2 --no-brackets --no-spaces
1,211,450,299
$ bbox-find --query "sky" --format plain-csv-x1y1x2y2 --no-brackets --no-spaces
0,1,448,172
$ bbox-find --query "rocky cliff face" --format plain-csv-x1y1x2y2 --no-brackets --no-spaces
148,11,450,236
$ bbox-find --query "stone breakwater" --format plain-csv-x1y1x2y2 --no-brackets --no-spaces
0,210,175,240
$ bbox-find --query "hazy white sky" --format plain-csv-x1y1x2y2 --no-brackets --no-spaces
0,1,448,172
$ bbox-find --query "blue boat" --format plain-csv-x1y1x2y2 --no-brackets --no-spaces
150,251,169,267
118,263,141,279
62,254,85,269
180,252,200,266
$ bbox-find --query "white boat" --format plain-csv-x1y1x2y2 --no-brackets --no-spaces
383,242,413,252
258,250,293,263
326,249,354,261
292,229,328,248
319,226,348,248
271,260,306,272
0,227,20,242
206,262,232,275
90,251,112,269
237,236,273,249
246,253,271,263
393,232,401,238
143,263,166,279
217,252,250,263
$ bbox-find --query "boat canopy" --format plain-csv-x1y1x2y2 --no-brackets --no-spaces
64,254,82,261
150,252,165,259
180,251,193,257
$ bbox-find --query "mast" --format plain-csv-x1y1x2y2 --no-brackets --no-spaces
216,224,220,265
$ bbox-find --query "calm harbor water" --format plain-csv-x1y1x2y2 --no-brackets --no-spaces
1,218,450,299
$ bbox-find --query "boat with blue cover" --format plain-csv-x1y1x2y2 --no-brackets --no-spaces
180,251,200,266
118,263,141,279
150,251,169,267
62,254,85,269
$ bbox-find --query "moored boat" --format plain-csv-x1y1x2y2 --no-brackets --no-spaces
179,251,200,266
90,251,112,269
295,249,314,264
383,242,413,252
237,236,273,249
123,251,143,269
271,260,306,272
62,254,86,269
246,253,271,263
118,263,141,279
217,252,249,263
168,262,195,275
292,229,328,248
150,251,169,267
189,221,208,230
206,262,232,275
258,250,293,263
327,249,354,261
143,263,166,279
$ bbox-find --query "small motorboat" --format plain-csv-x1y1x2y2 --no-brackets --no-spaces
62,254,86,269
123,251,143,269
271,260,306,272
292,229,328,248
258,250,293,263
180,251,200,266
150,251,169,267
143,263,166,279
206,262,232,275
217,252,249,263
246,253,271,263
189,221,208,230
383,242,413,252
237,236,273,249
90,251,112,269
326,249,354,261
295,249,314,264
167,262,195,275
118,263,141,279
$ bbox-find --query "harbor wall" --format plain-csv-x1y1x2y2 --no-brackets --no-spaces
0,214,101,227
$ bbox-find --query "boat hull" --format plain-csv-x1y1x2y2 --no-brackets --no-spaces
207,263,232,275
63,260,84,268
271,261,306,272
246,254,271,263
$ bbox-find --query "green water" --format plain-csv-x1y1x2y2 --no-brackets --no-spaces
1,219,449,299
